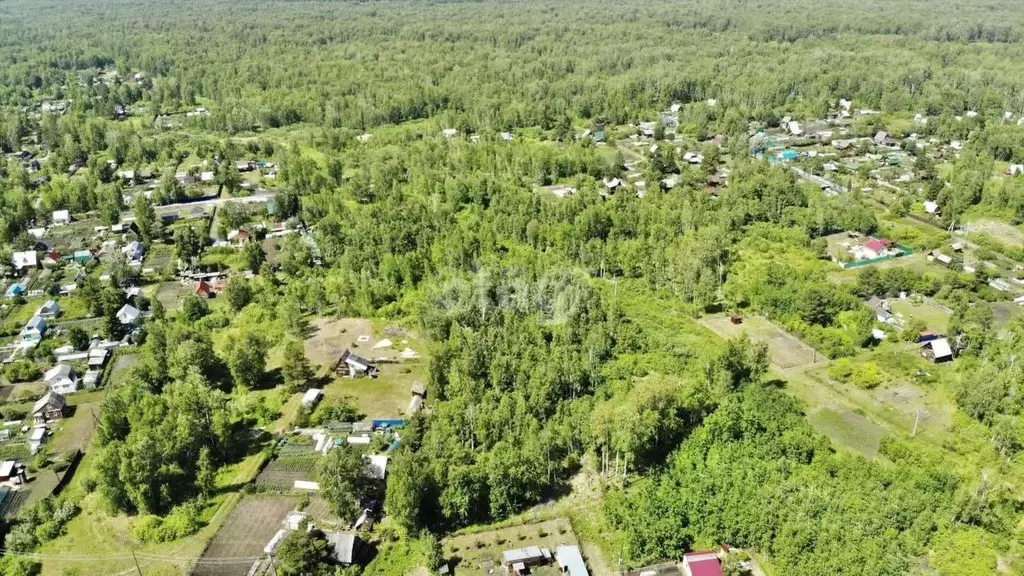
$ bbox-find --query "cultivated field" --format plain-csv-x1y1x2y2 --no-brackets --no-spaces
699,314,820,368
254,455,319,491
192,495,297,576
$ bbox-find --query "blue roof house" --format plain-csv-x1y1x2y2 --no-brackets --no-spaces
22,315,47,342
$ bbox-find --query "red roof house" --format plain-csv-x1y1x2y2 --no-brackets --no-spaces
43,251,62,266
863,237,891,254
227,229,250,244
682,552,723,576
194,281,213,298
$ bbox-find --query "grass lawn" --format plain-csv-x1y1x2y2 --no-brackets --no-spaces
154,280,191,312
5,295,90,326
49,401,101,453
144,243,176,273
106,352,141,387
606,280,957,460
964,218,1024,248
889,298,950,333
807,407,887,459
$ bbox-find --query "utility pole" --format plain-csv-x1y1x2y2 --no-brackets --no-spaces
912,409,922,437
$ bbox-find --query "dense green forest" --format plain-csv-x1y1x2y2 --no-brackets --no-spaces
4,0,1024,574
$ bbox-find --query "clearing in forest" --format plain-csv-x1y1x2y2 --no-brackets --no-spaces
305,317,429,419
699,314,821,369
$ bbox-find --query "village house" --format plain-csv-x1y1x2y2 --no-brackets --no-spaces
682,551,724,576
856,237,895,260
683,151,704,165
22,315,47,342
930,250,953,265
556,546,589,576
88,348,109,370
326,532,361,567
227,229,251,246
122,241,144,265
921,338,953,363
83,370,100,390
301,388,322,407
6,283,25,299
924,201,940,217
44,364,78,394
35,300,60,319
11,251,38,273
364,454,389,479
116,303,141,326
42,251,61,267
52,210,71,226
194,280,214,299
73,250,94,265
602,177,621,194
31,391,66,424
867,297,899,327
408,381,426,414
111,221,138,235
0,460,26,484
503,547,551,575
28,426,47,455
339,349,378,378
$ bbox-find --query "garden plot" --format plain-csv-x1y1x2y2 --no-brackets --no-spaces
155,280,192,311
254,455,320,491
192,495,297,576
444,518,581,576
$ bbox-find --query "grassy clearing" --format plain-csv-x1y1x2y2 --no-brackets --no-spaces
965,218,1024,248
889,298,950,333
154,280,191,312
699,314,821,368
807,407,887,459
106,353,140,387
49,402,100,453
306,317,429,419
4,295,90,327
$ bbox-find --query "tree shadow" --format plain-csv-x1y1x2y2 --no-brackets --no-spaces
254,367,283,391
